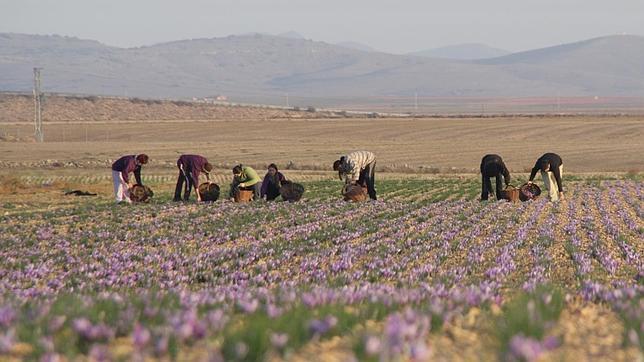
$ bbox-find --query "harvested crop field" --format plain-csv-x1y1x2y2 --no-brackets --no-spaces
1,116,643,173
0,174,642,361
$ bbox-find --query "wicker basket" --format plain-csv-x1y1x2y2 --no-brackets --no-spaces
519,183,541,201
500,185,520,202
342,184,368,202
197,182,220,202
129,184,153,203
234,189,254,203
280,181,305,202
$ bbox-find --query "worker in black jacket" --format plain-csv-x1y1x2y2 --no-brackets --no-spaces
528,153,564,201
480,154,511,201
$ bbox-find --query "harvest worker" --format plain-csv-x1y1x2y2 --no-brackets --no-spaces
528,152,564,201
261,163,287,201
229,164,261,200
480,154,511,201
173,154,213,202
333,150,377,200
111,154,149,203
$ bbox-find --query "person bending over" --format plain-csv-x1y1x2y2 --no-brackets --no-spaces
111,154,148,203
528,152,564,201
480,154,511,201
174,154,213,202
333,150,377,200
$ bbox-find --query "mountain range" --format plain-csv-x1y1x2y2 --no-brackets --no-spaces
408,43,510,60
1,32,644,106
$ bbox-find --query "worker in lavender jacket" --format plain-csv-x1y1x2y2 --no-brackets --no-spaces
111,154,149,203
174,154,213,202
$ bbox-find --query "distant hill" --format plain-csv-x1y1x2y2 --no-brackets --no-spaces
1,33,644,106
335,41,378,53
277,31,305,40
409,43,510,60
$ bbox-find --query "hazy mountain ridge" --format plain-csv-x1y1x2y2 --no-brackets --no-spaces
409,43,510,60
1,32,644,103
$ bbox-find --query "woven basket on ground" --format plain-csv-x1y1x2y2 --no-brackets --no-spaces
129,184,153,203
280,181,305,202
197,182,220,202
234,189,254,203
519,183,541,201
342,184,368,202
500,185,520,202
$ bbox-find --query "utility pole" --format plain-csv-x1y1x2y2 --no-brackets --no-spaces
285,93,290,108
414,92,418,112
33,68,44,142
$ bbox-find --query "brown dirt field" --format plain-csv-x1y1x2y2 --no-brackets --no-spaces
0,94,343,123
0,116,642,173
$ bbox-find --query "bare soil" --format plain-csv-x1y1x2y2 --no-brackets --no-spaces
0,116,642,173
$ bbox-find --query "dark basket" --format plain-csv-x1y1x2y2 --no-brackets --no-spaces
519,183,541,201
342,184,368,202
198,182,220,202
280,181,305,202
129,184,153,203
500,185,520,202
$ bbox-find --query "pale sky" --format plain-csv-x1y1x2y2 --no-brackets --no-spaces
1,0,643,53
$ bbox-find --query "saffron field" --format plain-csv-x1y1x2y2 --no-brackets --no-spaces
0,176,642,361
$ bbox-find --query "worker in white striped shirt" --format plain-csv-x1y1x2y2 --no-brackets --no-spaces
333,150,377,200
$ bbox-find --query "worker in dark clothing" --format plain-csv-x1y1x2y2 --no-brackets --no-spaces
528,153,564,201
261,163,287,201
111,154,149,203
173,154,213,202
480,154,511,201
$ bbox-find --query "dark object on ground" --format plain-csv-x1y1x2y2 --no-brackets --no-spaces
234,189,254,203
342,184,368,202
198,182,220,202
130,184,153,202
500,185,520,202
520,183,541,201
64,190,97,196
280,181,305,202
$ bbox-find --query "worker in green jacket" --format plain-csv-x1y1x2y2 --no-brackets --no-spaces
229,164,261,200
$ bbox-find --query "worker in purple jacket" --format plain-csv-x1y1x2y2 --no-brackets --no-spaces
174,154,213,202
111,154,149,203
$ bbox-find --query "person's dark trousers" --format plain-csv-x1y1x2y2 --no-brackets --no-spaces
358,161,377,200
229,181,261,200
266,184,281,201
173,167,193,201
481,174,504,201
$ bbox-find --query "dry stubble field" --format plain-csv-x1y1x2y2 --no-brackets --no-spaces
0,115,642,361
0,116,642,172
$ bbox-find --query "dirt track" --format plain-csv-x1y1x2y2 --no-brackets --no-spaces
1,116,642,173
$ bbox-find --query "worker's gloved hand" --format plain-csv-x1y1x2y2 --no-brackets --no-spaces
527,181,533,185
